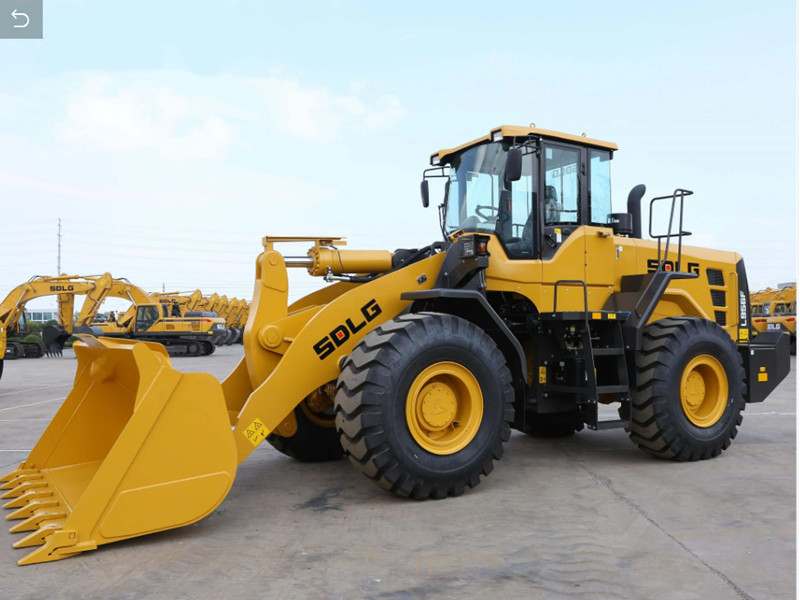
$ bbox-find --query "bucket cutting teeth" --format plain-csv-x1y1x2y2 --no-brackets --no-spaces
0,472,43,491
13,521,65,548
9,509,66,533
3,489,54,509
1,480,48,499
0,467,41,485
6,498,61,521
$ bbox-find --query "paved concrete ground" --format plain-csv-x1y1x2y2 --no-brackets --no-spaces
0,347,794,600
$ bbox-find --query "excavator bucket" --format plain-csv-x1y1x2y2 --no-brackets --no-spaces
41,324,71,357
1,335,237,565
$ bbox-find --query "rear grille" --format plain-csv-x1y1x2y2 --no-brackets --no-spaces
715,311,727,326
707,269,725,286
711,290,727,307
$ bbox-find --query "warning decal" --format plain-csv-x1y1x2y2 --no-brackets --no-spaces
244,418,269,447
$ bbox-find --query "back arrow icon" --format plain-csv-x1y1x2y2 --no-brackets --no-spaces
11,9,30,28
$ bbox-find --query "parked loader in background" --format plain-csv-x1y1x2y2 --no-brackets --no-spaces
750,286,776,331
1,125,790,565
764,283,796,355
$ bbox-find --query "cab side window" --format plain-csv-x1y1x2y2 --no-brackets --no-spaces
544,145,580,225
499,150,537,259
589,149,612,225
135,306,159,331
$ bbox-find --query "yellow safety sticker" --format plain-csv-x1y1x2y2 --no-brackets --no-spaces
608,313,616,319
739,328,749,342
592,312,602,320
244,418,269,447
538,366,547,384
758,366,768,382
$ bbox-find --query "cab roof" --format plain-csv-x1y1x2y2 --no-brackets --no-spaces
432,125,618,165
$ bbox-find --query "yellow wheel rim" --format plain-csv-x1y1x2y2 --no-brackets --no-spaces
405,361,483,455
680,355,728,427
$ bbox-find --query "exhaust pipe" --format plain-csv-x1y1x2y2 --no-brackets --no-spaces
627,184,646,239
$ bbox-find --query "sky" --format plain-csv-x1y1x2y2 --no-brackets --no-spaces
0,0,796,312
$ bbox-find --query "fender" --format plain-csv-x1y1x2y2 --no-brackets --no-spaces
401,289,527,392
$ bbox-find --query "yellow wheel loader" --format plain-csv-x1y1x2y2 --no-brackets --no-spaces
750,286,776,333
2,125,790,565
764,283,796,355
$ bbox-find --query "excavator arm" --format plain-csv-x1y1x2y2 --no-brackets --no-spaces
1,275,114,366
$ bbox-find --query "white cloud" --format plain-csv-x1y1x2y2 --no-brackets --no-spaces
53,71,406,157
57,76,235,160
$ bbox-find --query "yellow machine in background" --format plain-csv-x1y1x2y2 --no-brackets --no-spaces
1,125,790,565
765,283,796,355
39,278,228,357
153,291,247,345
75,279,228,356
0,274,117,380
751,284,796,354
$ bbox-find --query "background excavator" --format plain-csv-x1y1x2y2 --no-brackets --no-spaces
1,125,790,565
43,278,228,357
0,274,116,380
152,290,246,345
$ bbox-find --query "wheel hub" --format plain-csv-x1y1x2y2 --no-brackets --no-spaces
683,372,706,408
680,354,728,427
405,361,483,455
418,383,458,430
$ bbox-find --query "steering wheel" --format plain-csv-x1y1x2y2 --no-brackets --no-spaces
475,205,499,220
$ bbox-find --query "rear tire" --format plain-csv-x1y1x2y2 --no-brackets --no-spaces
267,385,344,462
630,317,745,461
335,313,514,499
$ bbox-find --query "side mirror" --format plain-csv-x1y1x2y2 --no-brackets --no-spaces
420,179,430,208
505,148,522,181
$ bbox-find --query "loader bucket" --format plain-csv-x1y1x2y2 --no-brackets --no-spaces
1,335,237,565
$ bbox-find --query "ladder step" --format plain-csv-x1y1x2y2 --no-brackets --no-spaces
588,419,628,431
592,347,625,356
596,385,629,394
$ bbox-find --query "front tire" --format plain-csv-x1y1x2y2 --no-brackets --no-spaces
335,313,514,499
630,317,746,461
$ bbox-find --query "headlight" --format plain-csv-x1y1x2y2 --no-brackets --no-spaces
430,154,440,166
491,129,503,142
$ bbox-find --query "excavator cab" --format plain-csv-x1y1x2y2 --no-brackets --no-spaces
134,305,160,332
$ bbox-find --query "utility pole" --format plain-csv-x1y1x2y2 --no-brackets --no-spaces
57,218,62,274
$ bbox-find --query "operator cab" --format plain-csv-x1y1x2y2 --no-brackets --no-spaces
135,304,160,332
423,125,617,260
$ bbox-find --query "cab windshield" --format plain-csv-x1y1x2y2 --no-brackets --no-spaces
444,142,536,258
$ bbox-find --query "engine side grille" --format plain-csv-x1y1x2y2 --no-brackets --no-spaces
707,269,725,286
711,290,727,307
